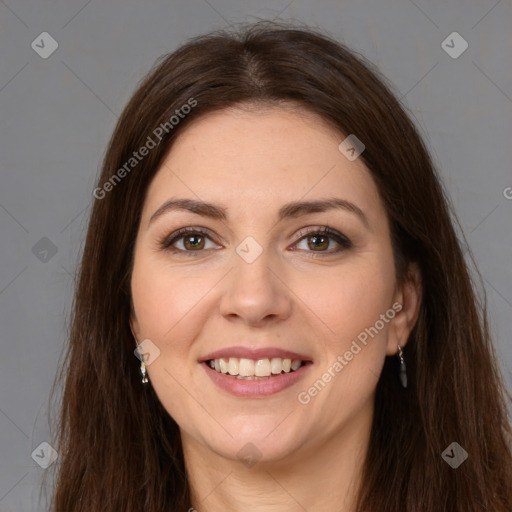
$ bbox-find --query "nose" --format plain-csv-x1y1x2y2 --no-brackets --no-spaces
219,245,293,327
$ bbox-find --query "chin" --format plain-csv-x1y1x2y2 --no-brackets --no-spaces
198,418,307,466
218,439,301,467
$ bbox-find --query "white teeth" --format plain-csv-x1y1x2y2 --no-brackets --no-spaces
239,358,255,377
270,357,282,374
228,357,239,375
255,358,271,377
208,357,305,377
291,359,302,371
219,357,229,374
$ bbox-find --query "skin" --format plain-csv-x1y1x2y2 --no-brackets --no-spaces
130,105,422,512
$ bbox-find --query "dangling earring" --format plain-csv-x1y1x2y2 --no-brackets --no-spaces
140,360,149,384
397,345,407,388
132,326,149,385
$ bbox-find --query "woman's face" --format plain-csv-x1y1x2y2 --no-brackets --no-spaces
130,106,419,465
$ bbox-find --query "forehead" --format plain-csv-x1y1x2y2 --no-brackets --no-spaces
142,106,383,222
167,104,343,171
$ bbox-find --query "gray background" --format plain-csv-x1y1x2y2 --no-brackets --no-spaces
1,0,511,510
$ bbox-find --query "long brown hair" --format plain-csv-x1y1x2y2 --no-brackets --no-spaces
46,20,512,511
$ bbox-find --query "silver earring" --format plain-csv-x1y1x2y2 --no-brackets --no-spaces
132,326,149,385
140,360,149,384
397,345,407,388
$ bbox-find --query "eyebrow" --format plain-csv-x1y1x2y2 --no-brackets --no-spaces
149,197,371,231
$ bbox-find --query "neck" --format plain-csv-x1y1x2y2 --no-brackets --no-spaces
183,401,373,512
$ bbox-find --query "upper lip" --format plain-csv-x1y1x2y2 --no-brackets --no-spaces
199,346,312,363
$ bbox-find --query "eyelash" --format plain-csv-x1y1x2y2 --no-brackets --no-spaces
159,226,352,258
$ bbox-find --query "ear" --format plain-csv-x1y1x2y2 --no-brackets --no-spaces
130,316,140,342
386,262,422,356
129,300,140,342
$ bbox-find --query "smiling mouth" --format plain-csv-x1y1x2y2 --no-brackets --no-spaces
206,357,309,380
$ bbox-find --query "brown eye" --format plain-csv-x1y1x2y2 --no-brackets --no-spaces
293,227,352,255
307,234,330,251
182,234,205,250
160,227,219,255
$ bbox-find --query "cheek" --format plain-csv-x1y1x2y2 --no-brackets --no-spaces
296,256,395,405
130,257,208,424
289,261,397,438
131,255,207,342
130,252,221,397
295,256,395,346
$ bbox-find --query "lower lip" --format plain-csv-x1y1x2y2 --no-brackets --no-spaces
201,362,312,398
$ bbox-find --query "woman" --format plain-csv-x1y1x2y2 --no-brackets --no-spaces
47,20,512,511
